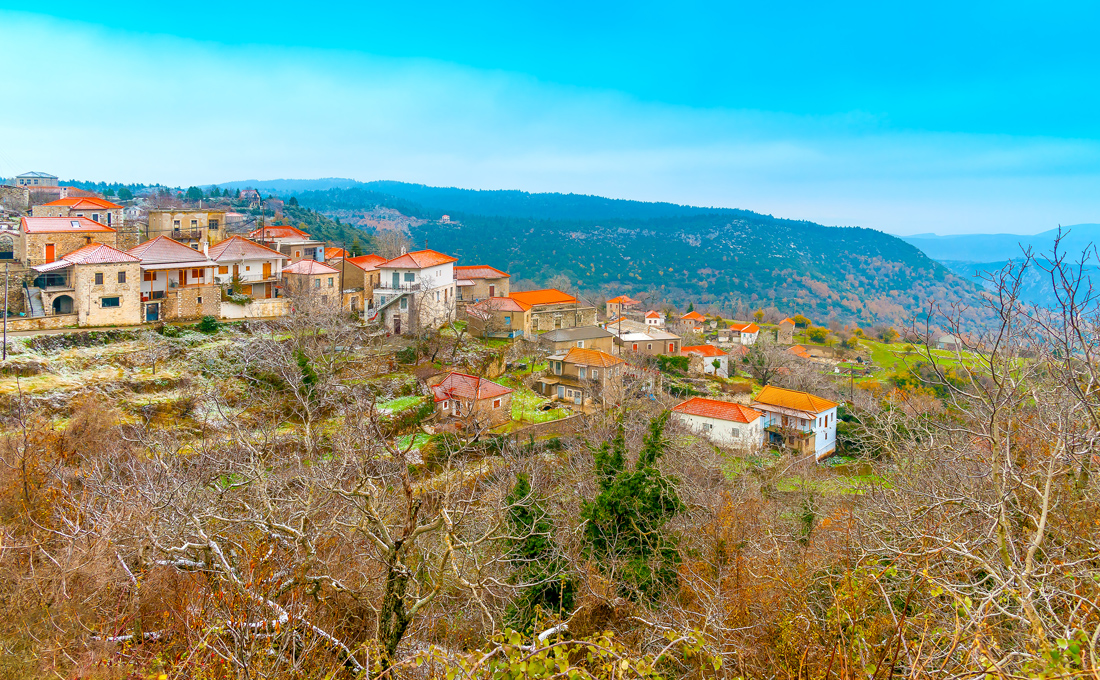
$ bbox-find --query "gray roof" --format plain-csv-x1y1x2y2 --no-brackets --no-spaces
16,171,57,179
540,326,614,342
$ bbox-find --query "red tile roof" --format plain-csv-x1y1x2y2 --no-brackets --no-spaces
431,372,512,402
730,322,760,333
345,254,388,271
644,311,662,319
752,385,838,414
779,317,796,326
673,397,762,423
510,289,577,306
563,347,623,368
127,236,214,265
607,294,639,305
35,243,141,269
682,344,727,357
326,248,349,259
470,296,531,312
680,311,706,322
378,249,457,269
248,225,311,240
455,265,509,279
208,236,286,262
787,345,812,359
21,216,115,234
42,197,123,210
282,259,340,275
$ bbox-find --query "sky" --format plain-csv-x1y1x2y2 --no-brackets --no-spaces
1,2,1098,235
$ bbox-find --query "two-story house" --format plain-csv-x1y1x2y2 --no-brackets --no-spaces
430,372,514,429
32,197,125,229
777,318,795,344
280,259,342,304
539,326,615,354
751,385,838,460
606,317,682,358
509,289,597,332
677,310,706,334
370,249,458,335
605,294,639,320
329,253,386,310
681,344,729,377
671,397,763,450
30,243,142,326
466,297,531,338
454,265,510,305
248,225,327,264
644,310,664,327
147,209,227,249
729,322,760,345
536,347,624,406
127,236,220,322
18,216,117,267
208,236,287,299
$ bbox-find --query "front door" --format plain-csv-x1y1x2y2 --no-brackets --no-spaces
146,303,160,322
233,264,240,278
574,391,583,405
45,243,55,263
263,262,272,279
393,314,401,335
489,284,495,297
392,272,400,289
557,386,565,399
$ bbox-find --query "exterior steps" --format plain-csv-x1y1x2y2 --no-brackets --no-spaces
24,286,45,317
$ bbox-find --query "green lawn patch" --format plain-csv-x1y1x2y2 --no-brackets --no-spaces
380,395,426,412
511,388,570,424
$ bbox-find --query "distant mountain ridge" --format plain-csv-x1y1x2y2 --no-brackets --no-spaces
902,224,1100,262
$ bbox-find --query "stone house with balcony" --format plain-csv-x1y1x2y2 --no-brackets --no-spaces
466,297,531,338
509,289,597,332
536,347,624,407
30,243,142,326
750,385,838,460
17,216,118,267
32,197,125,229
430,372,514,429
539,325,615,354
248,225,327,264
208,236,287,299
454,265,510,305
147,209,227,249
671,397,764,450
369,249,458,335
127,236,220,322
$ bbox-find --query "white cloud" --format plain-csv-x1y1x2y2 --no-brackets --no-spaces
2,11,1098,235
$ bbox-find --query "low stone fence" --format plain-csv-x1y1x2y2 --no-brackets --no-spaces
220,298,290,319
3,313,79,332
505,412,587,441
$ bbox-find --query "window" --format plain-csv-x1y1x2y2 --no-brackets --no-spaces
647,343,652,350
578,367,586,379
554,361,562,375
245,266,250,272
314,279,320,288
295,251,301,258
209,219,218,230
592,369,598,380
328,277,334,288
94,272,104,285
669,343,675,352
218,266,228,275
703,423,713,431
632,343,638,351
173,220,181,228
504,316,511,324
101,296,120,308
143,271,155,282
577,340,584,348
91,213,100,222
493,398,501,409
400,297,408,309
190,220,198,228
192,269,202,280
404,272,415,282
190,244,198,250
732,427,740,437
117,271,126,283
196,296,202,304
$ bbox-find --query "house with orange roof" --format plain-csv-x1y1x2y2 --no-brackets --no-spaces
455,265,510,303
671,397,764,450
729,322,761,346
644,310,664,328
127,236,220,322
33,196,125,229
778,317,795,344
466,297,532,338
148,209,228,249
328,253,387,308
281,259,342,300
30,243,142,326
370,249,458,334
537,346,625,406
18,216,118,267
248,224,327,264
787,344,812,360
751,385,839,460
605,294,639,319
677,310,706,334
430,372,514,428
681,344,729,377
208,236,288,300
510,288,597,332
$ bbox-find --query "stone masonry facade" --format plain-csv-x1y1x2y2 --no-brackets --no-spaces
19,232,118,267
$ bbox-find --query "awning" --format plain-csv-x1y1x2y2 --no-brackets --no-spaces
32,260,72,272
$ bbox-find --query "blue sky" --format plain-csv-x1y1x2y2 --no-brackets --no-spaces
1,2,1098,235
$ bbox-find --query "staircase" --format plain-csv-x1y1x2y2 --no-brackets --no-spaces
24,286,44,317
366,292,407,323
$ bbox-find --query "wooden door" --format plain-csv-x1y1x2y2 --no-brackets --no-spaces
45,243,55,263
489,284,495,297
233,264,239,278
263,262,272,279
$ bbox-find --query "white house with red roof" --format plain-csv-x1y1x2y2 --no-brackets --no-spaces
751,385,839,459
369,249,458,334
32,196,125,228
671,397,764,450
208,235,288,299
729,322,760,345
681,344,729,377
30,243,142,326
644,310,664,327
430,372,514,428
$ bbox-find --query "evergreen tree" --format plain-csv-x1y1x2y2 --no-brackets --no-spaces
687,302,694,312
185,186,204,202
581,413,684,602
504,474,574,632
117,187,133,201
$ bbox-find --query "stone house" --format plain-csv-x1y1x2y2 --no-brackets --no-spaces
430,372,513,429
32,197,124,229
671,397,764,450
605,294,639,320
147,209,227,249
454,265,510,305
329,253,386,310
536,347,624,406
466,297,531,338
778,318,795,344
31,243,142,326
248,225,326,264
539,326,615,354
751,385,839,460
127,236,220,323
509,289,597,332
208,236,287,299
370,249,458,335
606,318,682,358
677,311,705,334
18,216,117,267
280,259,342,304
12,171,58,187
681,344,729,377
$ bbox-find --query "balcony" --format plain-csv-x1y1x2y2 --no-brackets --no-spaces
375,281,426,293
171,228,203,240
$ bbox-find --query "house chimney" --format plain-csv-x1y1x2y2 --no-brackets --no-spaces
203,241,209,257
400,246,407,255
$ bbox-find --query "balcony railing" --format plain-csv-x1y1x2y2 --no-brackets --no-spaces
375,281,425,292
171,228,203,240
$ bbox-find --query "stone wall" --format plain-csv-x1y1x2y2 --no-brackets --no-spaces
117,222,146,251
160,284,220,321
72,262,143,326
0,264,29,315
220,297,290,319
3,314,78,332
530,304,598,332
20,231,118,267
0,186,28,212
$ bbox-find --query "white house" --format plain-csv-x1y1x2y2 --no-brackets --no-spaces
644,310,664,327
681,344,729,377
369,249,457,335
207,235,287,299
750,385,838,460
671,397,764,450
729,322,760,345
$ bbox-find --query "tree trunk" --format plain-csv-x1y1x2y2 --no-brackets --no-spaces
377,551,412,670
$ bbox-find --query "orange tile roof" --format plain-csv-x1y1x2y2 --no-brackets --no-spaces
673,397,762,423
35,243,140,268
282,259,340,275
455,265,509,279
470,296,531,312
787,345,812,359
379,249,457,269
345,254,388,271
730,322,760,333
752,385,838,414
779,317,796,326
607,295,639,305
22,216,115,234
248,225,311,240
326,247,349,258
681,311,706,322
682,344,727,357
431,372,512,402
208,236,286,262
127,236,214,265
563,346,623,368
42,197,123,210
510,289,577,306
645,311,662,319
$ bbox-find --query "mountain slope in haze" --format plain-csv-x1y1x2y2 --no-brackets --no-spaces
902,224,1100,262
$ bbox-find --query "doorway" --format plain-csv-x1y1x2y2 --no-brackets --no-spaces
146,303,160,322
52,295,73,314
393,314,401,335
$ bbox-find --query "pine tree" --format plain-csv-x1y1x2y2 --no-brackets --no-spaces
687,302,694,312
581,413,684,602
504,474,574,631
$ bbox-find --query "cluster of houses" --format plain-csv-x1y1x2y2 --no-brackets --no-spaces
1,171,840,460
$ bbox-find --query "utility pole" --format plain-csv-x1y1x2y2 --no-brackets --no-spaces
3,262,8,361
